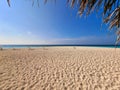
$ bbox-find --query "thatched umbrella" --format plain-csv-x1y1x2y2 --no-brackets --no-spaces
7,0,120,43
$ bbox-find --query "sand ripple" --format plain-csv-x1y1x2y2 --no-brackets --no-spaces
0,47,120,90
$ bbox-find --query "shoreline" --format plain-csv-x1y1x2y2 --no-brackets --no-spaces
0,45,120,50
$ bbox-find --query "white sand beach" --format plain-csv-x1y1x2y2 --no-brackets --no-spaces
0,47,120,90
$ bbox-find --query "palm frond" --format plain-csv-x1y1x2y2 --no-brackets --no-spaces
7,0,10,7
6,0,120,43
69,0,120,44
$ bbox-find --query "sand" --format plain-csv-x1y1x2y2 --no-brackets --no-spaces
0,47,120,90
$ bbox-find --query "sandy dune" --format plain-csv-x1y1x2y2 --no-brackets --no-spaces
0,47,120,90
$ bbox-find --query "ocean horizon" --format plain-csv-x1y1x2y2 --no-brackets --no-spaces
0,45,120,49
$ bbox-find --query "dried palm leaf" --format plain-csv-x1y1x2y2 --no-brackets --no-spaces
7,0,10,7
6,0,120,43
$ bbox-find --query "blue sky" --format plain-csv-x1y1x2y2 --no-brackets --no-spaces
0,0,116,45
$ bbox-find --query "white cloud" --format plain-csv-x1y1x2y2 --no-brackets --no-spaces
46,35,116,45
0,31,116,45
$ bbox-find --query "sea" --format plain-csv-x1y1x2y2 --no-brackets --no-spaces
0,45,120,49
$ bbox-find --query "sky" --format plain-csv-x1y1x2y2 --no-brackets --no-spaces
0,0,117,45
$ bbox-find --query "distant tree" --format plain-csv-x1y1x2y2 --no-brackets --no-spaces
6,0,120,43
